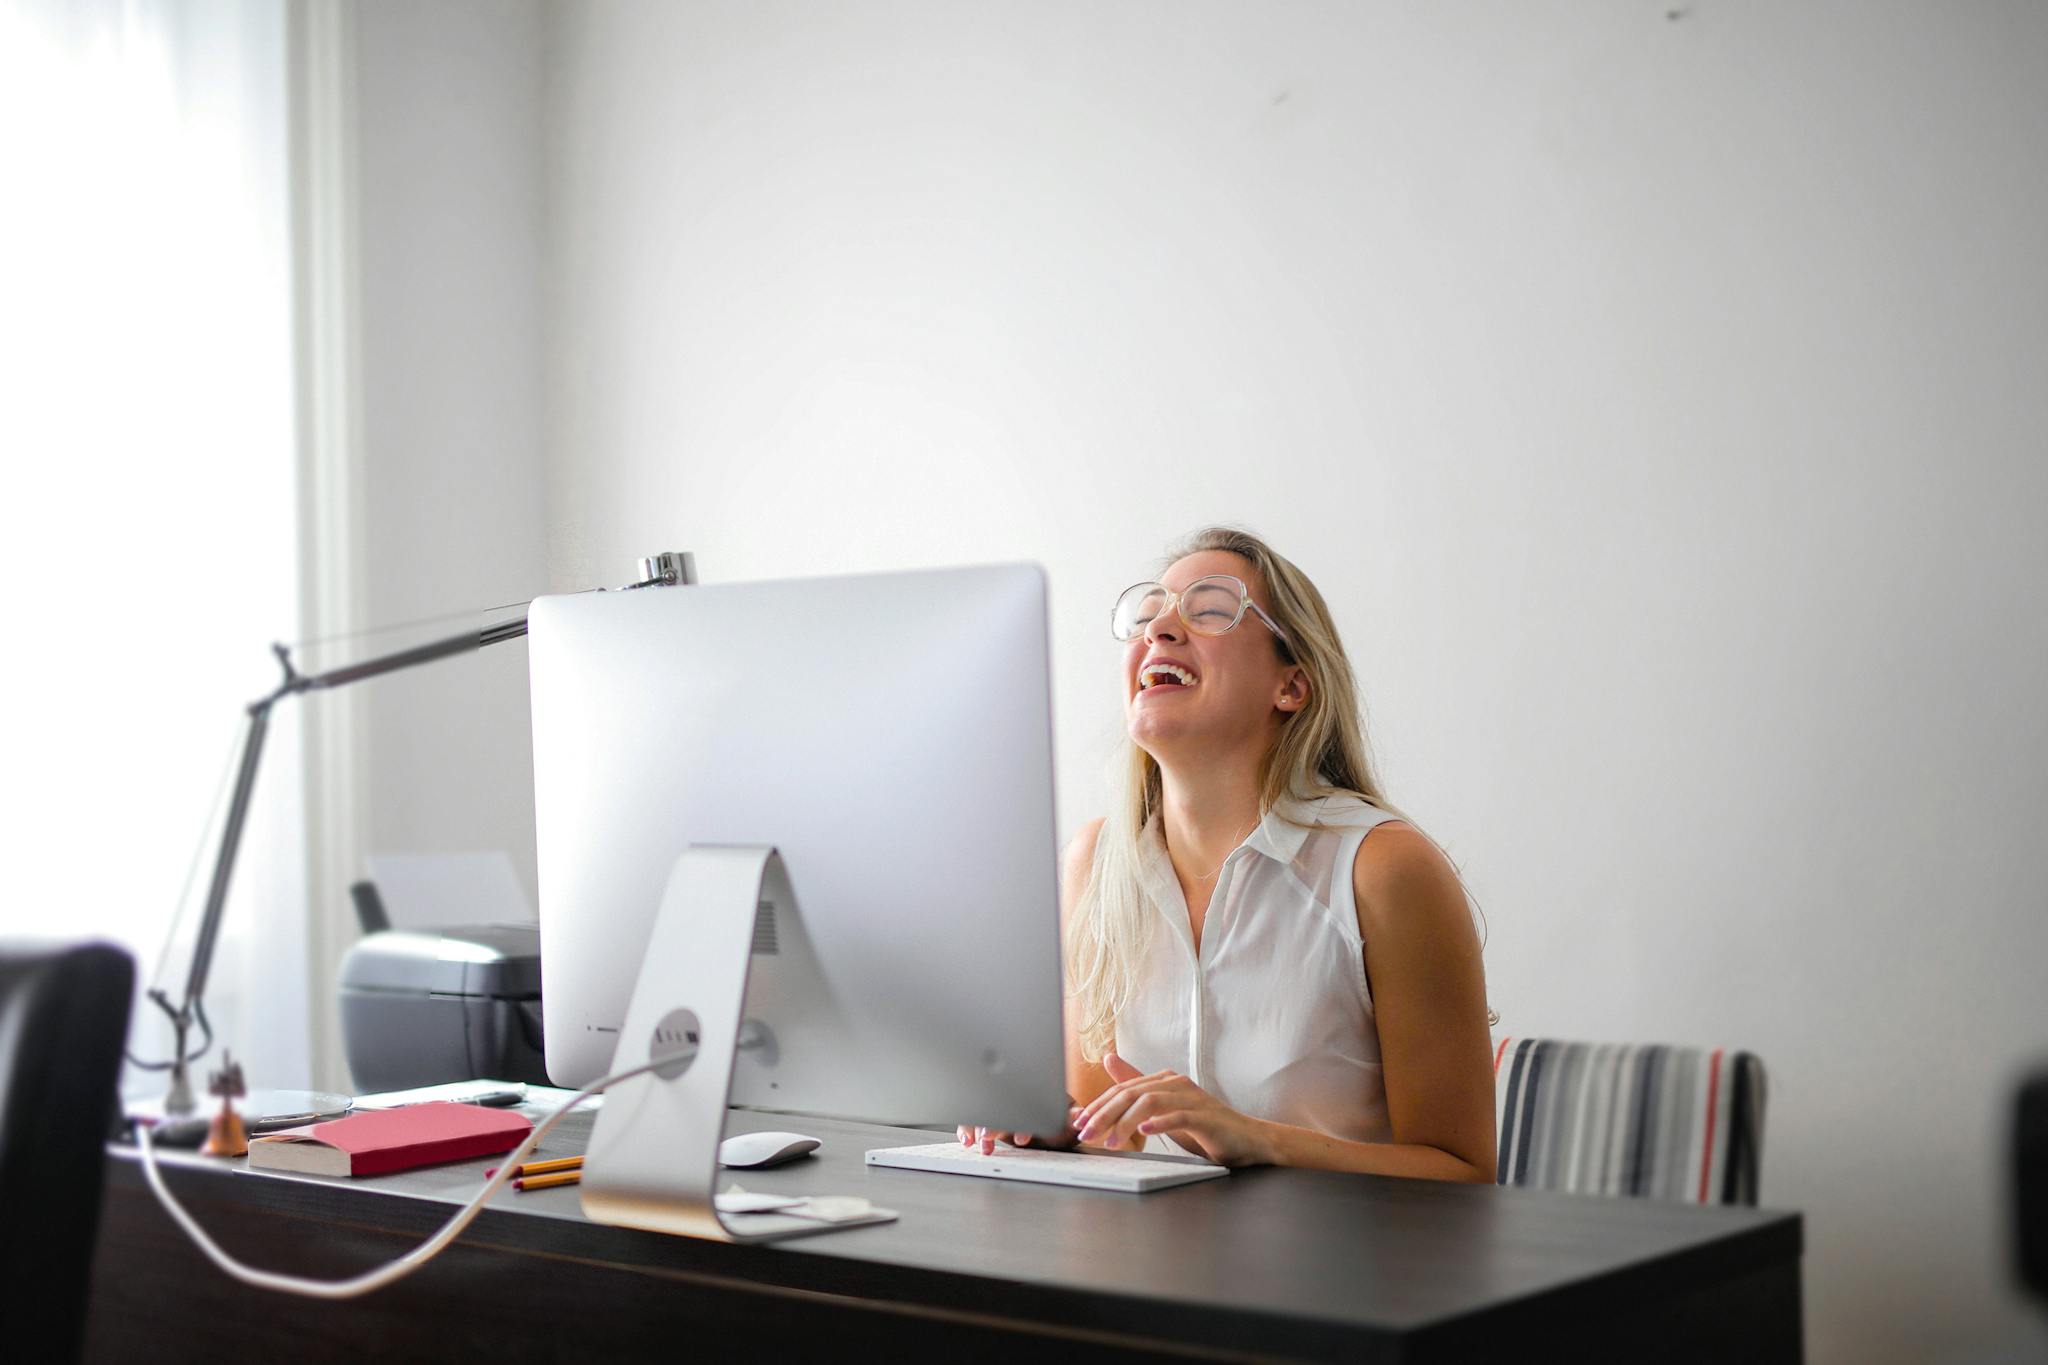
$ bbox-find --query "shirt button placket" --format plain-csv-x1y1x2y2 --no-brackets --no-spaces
1187,855,1234,1092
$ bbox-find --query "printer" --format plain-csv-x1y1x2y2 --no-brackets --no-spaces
338,923,550,1092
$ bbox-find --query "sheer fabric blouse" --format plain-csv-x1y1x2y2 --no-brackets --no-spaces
1115,793,1401,1152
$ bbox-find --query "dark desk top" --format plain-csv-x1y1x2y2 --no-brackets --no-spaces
111,1104,1802,1360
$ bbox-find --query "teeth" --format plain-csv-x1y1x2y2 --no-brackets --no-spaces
1141,663,1196,690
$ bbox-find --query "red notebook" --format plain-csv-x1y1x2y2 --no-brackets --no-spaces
247,1101,531,1178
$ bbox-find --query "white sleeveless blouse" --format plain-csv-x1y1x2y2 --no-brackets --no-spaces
1115,793,1402,1151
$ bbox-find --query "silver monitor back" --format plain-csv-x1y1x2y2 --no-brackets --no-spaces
527,562,1067,1134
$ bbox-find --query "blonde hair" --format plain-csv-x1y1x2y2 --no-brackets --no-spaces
1066,526,1485,1060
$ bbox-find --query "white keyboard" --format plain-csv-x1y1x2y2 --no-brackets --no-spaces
866,1141,1230,1193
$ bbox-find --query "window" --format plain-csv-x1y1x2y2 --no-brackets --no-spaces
0,0,309,1093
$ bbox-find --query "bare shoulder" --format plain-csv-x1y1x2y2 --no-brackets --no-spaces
1059,817,1108,920
1350,821,1473,939
1064,818,1114,879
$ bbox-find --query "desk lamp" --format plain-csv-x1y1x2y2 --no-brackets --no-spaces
134,552,697,1124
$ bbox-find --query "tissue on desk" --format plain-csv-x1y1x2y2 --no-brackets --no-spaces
717,1185,877,1223
716,1189,804,1214
792,1196,878,1224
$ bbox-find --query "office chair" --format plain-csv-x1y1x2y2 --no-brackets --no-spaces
1492,1036,1766,1206
0,941,135,1363
2019,1067,2048,1307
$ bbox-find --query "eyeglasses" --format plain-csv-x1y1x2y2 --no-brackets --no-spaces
1110,574,1293,653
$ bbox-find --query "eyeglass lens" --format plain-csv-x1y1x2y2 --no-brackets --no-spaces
1112,577,1246,640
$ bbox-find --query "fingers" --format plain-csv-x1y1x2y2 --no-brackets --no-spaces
960,1102,1105,1157
1072,1079,1124,1132
1074,1071,1177,1141
1135,1109,1193,1139
1078,1079,1183,1149
1091,1090,1185,1151
1102,1049,1144,1083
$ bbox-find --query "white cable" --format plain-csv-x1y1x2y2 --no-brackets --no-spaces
133,1058,665,1300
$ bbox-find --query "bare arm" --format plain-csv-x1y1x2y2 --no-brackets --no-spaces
1072,821,1497,1182
1061,817,1114,1108
1260,823,1496,1181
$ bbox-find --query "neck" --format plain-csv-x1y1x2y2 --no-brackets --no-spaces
1155,754,1266,885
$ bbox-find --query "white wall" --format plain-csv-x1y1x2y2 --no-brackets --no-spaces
351,0,549,931
539,3,2048,1360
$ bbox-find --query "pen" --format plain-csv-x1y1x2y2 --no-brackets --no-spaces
514,1170,582,1191
487,1154,585,1179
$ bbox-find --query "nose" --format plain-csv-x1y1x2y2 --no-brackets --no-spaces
1142,599,1186,648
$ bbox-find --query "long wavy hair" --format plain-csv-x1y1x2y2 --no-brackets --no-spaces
1066,526,1484,1060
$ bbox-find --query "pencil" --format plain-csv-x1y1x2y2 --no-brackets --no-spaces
487,1155,585,1179
514,1170,582,1192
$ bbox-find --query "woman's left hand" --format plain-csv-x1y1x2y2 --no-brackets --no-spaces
1073,1052,1275,1167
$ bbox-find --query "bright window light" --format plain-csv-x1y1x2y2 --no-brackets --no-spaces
0,0,308,1092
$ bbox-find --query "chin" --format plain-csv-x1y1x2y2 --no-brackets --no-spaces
1127,715,1189,756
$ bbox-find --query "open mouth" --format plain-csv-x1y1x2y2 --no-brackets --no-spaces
1138,662,1199,692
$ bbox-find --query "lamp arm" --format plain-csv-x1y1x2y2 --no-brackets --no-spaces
182,695,275,1012
177,618,507,1020
147,551,696,1112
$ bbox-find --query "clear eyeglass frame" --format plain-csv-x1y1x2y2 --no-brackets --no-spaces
1110,574,1294,654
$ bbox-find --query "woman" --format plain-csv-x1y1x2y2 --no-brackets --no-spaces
961,527,1497,1181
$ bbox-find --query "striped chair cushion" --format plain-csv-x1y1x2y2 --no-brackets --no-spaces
1492,1037,1766,1206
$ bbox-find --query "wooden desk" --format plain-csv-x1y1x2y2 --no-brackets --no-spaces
87,1108,1801,1362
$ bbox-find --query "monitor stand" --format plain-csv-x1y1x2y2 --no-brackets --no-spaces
579,844,896,1243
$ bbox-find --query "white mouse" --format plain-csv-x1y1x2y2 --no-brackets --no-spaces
718,1130,822,1169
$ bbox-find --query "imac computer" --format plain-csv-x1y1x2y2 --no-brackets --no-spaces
526,562,1070,1240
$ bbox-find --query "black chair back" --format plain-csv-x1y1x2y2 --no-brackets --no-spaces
2020,1068,2048,1306
0,941,135,1363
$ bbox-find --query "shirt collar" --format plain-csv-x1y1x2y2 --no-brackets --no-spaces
1140,790,1331,880
1241,791,1330,867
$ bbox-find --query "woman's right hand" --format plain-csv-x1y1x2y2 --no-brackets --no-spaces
956,1106,1083,1156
